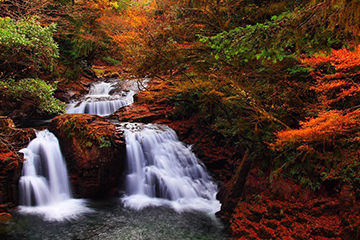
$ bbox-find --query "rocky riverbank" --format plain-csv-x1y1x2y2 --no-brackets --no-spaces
0,117,35,219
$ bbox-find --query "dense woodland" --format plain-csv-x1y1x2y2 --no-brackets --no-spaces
1,0,360,239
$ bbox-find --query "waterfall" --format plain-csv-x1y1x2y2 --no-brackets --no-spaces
18,130,91,221
119,123,221,214
66,79,147,116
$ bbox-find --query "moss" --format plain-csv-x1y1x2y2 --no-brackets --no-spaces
59,115,113,149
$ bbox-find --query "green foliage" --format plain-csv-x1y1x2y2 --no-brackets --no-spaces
286,65,310,75
199,13,290,64
102,56,121,66
199,12,341,65
0,17,59,78
0,78,66,115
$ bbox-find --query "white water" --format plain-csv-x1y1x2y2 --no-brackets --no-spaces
119,123,221,214
66,79,147,116
18,130,91,221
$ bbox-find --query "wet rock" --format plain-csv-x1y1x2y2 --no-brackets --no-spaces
55,75,93,102
114,104,167,123
0,97,44,125
0,148,19,208
0,117,35,211
50,114,126,198
0,212,12,222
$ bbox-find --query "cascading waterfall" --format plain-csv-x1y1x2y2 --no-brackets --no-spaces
66,79,147,116
119,123,221,214
18,130,91,221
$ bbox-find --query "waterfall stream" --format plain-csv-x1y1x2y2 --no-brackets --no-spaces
18,130,91,221
66,79,147,116
119,123,221,214
8,79,226,238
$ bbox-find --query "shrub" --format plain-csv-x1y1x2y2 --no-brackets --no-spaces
0,17,59,78
0,78,66,115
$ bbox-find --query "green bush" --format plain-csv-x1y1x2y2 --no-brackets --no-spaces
0,17,59,78
0,78,66,115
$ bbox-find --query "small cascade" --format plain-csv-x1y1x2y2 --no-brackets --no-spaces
119,123,221,214
18,130,91,221
66,79,147,116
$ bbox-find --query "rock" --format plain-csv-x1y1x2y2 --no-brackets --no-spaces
50,114,126,198
55,75,92,102
0,212,12,222
0,148,20,208
0,117,35,211
0,97,36,124
114,104,168,123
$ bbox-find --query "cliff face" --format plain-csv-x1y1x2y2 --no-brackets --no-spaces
50,114,126,198
0,117,35,213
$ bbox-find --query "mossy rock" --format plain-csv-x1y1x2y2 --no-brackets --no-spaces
50,114,126,198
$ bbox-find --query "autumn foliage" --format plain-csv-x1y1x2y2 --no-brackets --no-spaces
271,45,360,189
272,110,360,151
1,0,360,238
230,184,360,240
